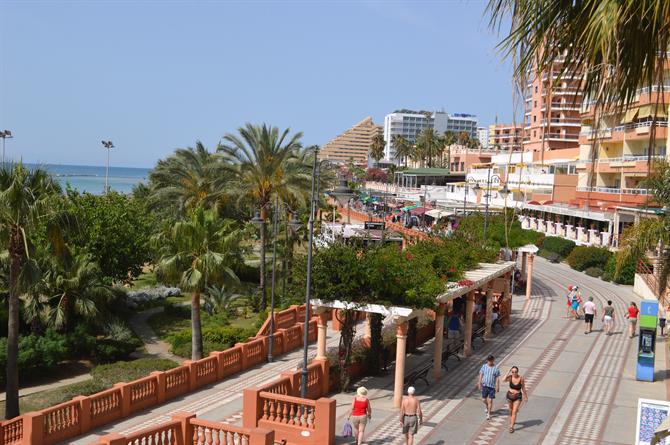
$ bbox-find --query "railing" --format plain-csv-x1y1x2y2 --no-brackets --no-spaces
42,400,81,444
192,417,252,445
5,306,318,445
546,132,580,140
542,118,582,125
259,392,316,429
576,186,651,195
613,120,669,133
1,416,23,445
124,419,181,445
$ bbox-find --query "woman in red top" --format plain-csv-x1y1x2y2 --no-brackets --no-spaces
626,302,640,338
348,386,372,445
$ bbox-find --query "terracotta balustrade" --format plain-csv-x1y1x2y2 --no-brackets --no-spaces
2,305,318,445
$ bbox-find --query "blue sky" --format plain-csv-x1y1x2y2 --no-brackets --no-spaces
0,0,515,168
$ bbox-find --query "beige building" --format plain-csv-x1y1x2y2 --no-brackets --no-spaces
488,123,523,152
319,117,382,164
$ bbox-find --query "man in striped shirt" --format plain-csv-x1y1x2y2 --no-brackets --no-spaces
477,354,501,420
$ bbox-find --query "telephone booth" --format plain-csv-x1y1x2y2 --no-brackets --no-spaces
636,299,659,382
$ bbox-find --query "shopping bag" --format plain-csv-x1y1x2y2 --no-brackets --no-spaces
342,420,353,437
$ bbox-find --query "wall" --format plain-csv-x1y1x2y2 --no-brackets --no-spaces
634,274,659,300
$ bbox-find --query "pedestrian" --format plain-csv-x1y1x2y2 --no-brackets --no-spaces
447,311,461,347
571,288,582,320
583,297,597,334
625,302,640,338
602,300,615,336
400,386,423,445
659,304,667,337
347,386,371,445
565,286,575,318
477,354,501,420
503,366,528,433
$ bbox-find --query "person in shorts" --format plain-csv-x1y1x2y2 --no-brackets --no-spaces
400,386,423,445
626,302,639,338
602,300,615,336
477,354,501,420
583,296,597,334
347,386,371,445
659,304,667,337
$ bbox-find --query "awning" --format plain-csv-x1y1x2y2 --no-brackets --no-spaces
623,108,639,123
528,200,541,205
410,207,428,215
426,209,453,219
542,200,554,205
401,204,419,211
637,104,668,119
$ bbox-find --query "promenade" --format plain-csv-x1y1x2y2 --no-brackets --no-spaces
72,257,666,445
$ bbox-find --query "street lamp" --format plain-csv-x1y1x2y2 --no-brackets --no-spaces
281,215,302,308
331,178,354,224
499,184,511,199
463,182,469,216
101,140,114,194
0,130,13,165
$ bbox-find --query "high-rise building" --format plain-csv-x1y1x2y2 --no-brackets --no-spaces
477,127,489,149
488,123,523,152
523,62,583,152
383,110,478,163
319,117,382,164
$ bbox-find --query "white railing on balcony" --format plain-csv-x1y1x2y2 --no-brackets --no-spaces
542,118,582,126
576,186,651,195
518,216,613,247
580,128,612,139
546,132,580,141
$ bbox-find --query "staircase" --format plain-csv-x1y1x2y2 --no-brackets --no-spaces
635,260,669,305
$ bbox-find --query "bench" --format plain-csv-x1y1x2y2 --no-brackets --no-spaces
440,341,464,370
404,363,431,388
471,326,486,350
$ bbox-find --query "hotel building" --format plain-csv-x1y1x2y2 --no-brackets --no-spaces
319,117,382,165
488,123,523,152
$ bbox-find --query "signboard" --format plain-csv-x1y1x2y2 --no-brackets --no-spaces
364,221,385,230
636,398,670,445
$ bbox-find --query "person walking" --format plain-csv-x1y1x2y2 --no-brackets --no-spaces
659,304,667,337
477,354,501,420
583,297,597,334
348,386,372,445
503,366,528,433
400,386,423,445
602,300,615,336
626,302,640,338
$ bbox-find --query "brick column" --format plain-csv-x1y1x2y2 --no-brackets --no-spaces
526,254,534,300
433,303,446,379
393,320,409,408
463,291,475,357
521,252,527,276
316,311,329,361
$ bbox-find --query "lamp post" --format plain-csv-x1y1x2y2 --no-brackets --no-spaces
463,182,469,216
281,215,302,308
0,130,13,165
301,148,320,399
101,140,114,194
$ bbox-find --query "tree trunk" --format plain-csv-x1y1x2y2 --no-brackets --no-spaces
337,309,356,392
6,226,24,419
259,220,267,311
369,313,383,375
191,291,203,360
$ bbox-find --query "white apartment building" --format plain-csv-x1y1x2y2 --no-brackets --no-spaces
383,110,478,164
477,127,490,149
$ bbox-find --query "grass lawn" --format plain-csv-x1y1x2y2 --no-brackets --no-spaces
0,358,178,418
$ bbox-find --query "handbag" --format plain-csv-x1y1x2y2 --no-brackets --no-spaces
342,420,353,437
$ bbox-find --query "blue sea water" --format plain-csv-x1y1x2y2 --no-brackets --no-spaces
25,163,151,194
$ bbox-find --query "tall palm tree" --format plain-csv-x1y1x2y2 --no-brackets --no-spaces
392,135,412,168
154,207,243,359
370,133,386,167
218,124,312,311
443,131,457,171
416,129,440,168
0,163,61,419
617,160,670,294
148,142,225,214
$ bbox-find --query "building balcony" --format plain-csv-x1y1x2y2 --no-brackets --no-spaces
546,132,580,142
519,215,612,247
542,118,582,127
542,103,582,112
542,88,583,96
575,186,651,206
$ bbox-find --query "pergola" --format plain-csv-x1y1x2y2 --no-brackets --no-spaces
517,244,539,300
310,260,520,408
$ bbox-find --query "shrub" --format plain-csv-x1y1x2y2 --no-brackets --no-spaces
104,321,136,343
584,267,604,278
164,302,191,318
94,339,140,363
0,330,69,385
91,358,177,386
566,246,612,272
67,325,97,357
167,325,257,358
602,255,636,285
538,249,561,263
542,237,576,257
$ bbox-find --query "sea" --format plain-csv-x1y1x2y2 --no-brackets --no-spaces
25,163,151,195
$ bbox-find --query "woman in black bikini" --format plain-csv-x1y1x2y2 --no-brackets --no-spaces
503,366,528,433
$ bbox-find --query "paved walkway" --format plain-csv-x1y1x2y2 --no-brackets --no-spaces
128,306,183,362
0,372,92,402
329,258,667,445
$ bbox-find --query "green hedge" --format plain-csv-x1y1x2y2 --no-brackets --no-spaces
585,267,604,278
542,237,576,257
602,255,636,285
168,326,257,358
566,246,612,272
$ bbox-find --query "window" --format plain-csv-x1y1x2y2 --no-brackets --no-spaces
535,86,538,93
534,101,537,107
533,116,537,123
533,130,537,137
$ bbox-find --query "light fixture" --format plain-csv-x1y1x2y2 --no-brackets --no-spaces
288,216,302,234
499,184,510,199
251,211,265,229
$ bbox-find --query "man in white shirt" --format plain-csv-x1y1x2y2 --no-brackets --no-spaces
583,296,597,334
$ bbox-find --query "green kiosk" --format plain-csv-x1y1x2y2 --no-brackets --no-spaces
636,299,658,382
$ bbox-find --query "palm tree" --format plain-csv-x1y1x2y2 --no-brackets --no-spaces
488,0,670,115
0,163,61,419
218,124,312,311
148,142,224,214
443,131,457,171
370,133,386,167
202,284,245,317
416,129,440,168
154,206,243,359
617,160,670,294
44,249,114,332
392,135,412,167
